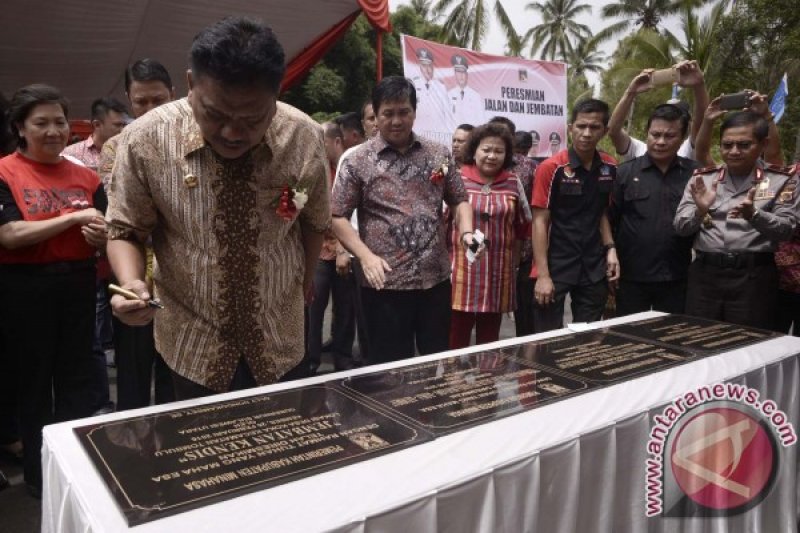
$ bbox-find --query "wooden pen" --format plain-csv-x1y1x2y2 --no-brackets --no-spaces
108,283,165,309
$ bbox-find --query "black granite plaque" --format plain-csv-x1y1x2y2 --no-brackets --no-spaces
341,352,588,434
75,385,430,526
505,330,697,383
608,314,779,355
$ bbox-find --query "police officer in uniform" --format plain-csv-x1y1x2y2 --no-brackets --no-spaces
548,131,562,155
674,108,800,329
412,48,450,135
448,54,483,132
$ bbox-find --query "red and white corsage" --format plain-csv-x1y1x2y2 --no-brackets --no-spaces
430,162,449,185
275,184,308,221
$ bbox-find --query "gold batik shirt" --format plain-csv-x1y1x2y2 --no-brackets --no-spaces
106,98,329,391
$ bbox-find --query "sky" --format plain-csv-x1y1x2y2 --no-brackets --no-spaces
387,0,694,87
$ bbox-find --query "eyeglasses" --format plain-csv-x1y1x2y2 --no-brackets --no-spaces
721,141,754,151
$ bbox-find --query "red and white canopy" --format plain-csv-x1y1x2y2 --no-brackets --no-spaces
0,0,390,117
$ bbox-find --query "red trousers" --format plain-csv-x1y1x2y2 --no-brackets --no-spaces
449,310,503,349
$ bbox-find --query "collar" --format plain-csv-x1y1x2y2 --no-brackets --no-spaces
85,135,100,150
375,133,423,155
568,147,602,171
461,164,513,185
641,152,689,172
718,161,764,183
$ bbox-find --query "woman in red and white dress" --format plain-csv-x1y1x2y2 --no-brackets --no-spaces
448,123,531,348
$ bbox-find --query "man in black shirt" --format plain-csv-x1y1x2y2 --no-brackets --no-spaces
531,99,619,332
610,104,698,314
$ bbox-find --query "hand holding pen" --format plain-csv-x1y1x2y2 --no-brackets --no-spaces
109,284,164,308
109,281,162,326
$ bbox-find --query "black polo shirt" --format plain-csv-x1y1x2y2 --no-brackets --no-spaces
532,148,617,286
610,153,697,282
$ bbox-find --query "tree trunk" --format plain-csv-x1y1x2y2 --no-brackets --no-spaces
794,128,800,163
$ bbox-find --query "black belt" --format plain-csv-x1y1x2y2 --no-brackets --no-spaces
695,251,774,269
0,259,96,275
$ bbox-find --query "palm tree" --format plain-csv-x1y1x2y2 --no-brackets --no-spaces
524,0,592,61
409,0,434,20
495,1,528,56
664,0,729,92
433,0,515,51
601,0,711,37
562,34,608,81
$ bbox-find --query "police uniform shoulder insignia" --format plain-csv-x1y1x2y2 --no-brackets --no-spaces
778,189,795,203
693,164,722,175
778,173,797,203
764,163,794,176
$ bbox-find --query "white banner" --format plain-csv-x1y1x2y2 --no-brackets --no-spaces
401,35,568,156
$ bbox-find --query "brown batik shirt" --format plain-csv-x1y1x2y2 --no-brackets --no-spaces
106,99,330,392
331,134,467,290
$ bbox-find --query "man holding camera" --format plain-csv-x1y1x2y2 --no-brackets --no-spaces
610,104,698,315
608,60,708,162
673,97,799,329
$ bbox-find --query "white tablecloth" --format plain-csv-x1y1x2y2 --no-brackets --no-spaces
42,312,800,532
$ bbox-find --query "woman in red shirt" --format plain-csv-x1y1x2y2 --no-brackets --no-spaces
0,84,107,497
449,123,531,348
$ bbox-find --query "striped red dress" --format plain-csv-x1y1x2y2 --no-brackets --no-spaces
450,164,531,313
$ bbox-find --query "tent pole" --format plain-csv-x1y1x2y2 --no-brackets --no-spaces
376,31,383,81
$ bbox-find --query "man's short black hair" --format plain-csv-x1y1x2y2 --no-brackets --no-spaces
570,98,610,125
9,84,69,150
361,99,373,117
323,121,343,140
646,103,690,138
124,58,173,93
488,116,516,134
190,17,286,92
372,76,417,114
720,111,769,142
514,131,533,152
456,123,474,132
91,97,128,122
463,123,515,170
335,112,365,137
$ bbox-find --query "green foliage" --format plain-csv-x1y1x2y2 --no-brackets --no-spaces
301,65,345,110
600,32,677,141
709,0,800,161
601,0,709,35
524,0,592,60
311,111,341,124
434,0,490,50
280,6,453,119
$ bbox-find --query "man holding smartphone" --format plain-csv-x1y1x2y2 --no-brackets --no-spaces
673,107,799,329
608,60,708,162
693,90,785,167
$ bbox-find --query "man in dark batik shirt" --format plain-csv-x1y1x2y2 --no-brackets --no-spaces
331,76,478,364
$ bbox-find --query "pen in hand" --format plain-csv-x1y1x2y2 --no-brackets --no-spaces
108,283,165,309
